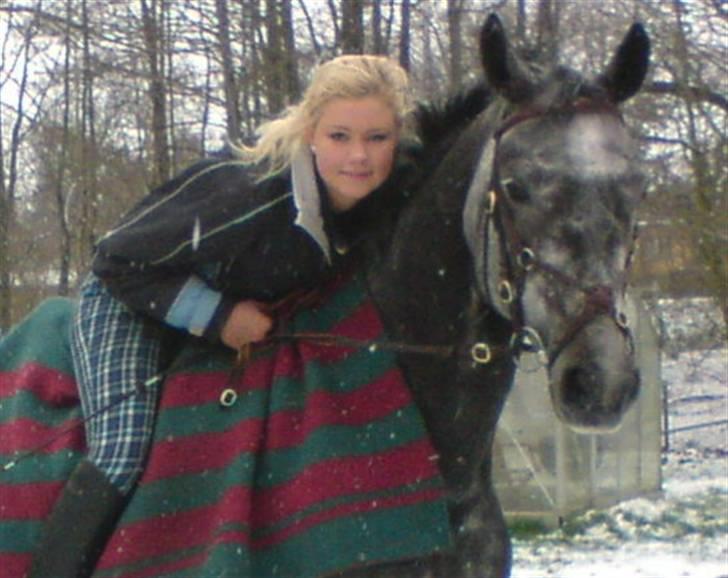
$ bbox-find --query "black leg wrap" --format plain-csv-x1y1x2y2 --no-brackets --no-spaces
28,460,125,578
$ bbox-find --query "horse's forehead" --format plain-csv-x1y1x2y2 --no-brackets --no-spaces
564,115,632,178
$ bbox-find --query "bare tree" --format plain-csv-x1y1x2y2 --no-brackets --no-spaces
140,0,170,185
297,0,322,58
667,0,727,327
399,0,411,70
242,0,264,133
516,0,527,42
281,0,301,102
0,4,39,328
76,0,100,273
447,0,465,91
53,0,74,296
371,0,384,54
536,0,560,64
341,0,364,54
263,0,299,114
215,0,242,143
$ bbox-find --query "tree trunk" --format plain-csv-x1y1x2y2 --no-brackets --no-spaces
241,0,262,133
341,0,364,54
140,0,170,186
78,0,100,272
264,0,285,114
215,0,242,143
165,5,178,172
516,0,527,43
55,0,74,296
447,0,464,91
371,0,383,54
281,0,300,103
536,0,560,64
399,0,411,71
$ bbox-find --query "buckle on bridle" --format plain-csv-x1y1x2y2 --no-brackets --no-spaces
517,247,535,270
486,190,497,215
510,327,548,372
471,342,492,364
498,280,514,304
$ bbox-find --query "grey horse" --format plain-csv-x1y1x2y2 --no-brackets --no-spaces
340,13,650,578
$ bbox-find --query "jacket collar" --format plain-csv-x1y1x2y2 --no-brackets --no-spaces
291,147,331,263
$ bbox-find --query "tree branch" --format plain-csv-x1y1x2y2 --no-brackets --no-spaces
645,80,728,113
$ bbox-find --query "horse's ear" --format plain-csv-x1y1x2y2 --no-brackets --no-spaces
598,23,650,103
479,14,533,103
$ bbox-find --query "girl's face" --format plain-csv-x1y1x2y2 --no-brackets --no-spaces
307,96,399,212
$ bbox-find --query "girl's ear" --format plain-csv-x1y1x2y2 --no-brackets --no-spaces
303,127,317,156
303,128,313,145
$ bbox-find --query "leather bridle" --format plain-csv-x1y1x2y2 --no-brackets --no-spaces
478,100,636,370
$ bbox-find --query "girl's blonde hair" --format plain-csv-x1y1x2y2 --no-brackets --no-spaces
234,55,414,179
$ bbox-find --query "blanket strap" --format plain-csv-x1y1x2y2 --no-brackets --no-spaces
219,344,251,407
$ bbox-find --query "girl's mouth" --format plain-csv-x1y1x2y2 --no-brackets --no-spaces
342,171,372,179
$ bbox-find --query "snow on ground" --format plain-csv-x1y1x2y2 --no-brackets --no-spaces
511,300,727,578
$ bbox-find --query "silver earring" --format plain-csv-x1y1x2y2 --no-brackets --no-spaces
310,145,317,154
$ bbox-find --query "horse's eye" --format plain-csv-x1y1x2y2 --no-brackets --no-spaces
503,180,530,203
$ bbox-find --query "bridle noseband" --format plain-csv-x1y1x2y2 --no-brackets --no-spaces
476,100,635,370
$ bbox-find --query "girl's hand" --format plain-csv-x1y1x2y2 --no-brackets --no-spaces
220,300,273,350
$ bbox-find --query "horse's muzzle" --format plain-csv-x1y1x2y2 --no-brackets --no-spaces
548,315,641,432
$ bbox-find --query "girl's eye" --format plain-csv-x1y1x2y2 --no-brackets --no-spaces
369,133,389,142
329,132,348,142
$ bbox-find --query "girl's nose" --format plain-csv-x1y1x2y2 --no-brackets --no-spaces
350,139,368,161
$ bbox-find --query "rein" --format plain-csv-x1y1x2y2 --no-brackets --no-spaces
267,331,455,357
217,329,514,408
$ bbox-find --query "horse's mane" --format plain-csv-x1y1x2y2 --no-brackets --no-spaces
414,83,491,151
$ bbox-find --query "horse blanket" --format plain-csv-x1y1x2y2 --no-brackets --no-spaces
0,272,452,578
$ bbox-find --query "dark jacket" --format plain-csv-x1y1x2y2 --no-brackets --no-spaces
92,147,416,343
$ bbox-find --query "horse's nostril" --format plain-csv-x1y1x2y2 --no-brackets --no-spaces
562,366,597,408
562,366,640,416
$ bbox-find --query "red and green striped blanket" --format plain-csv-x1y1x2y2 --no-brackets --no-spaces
0,272,452,578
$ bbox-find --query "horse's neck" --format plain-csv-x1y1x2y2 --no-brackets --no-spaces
367,103,507,343
366,112,517,498
367,184,471,344
367,209,515,498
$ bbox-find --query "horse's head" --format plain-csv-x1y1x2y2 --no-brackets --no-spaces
466,15,650,431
